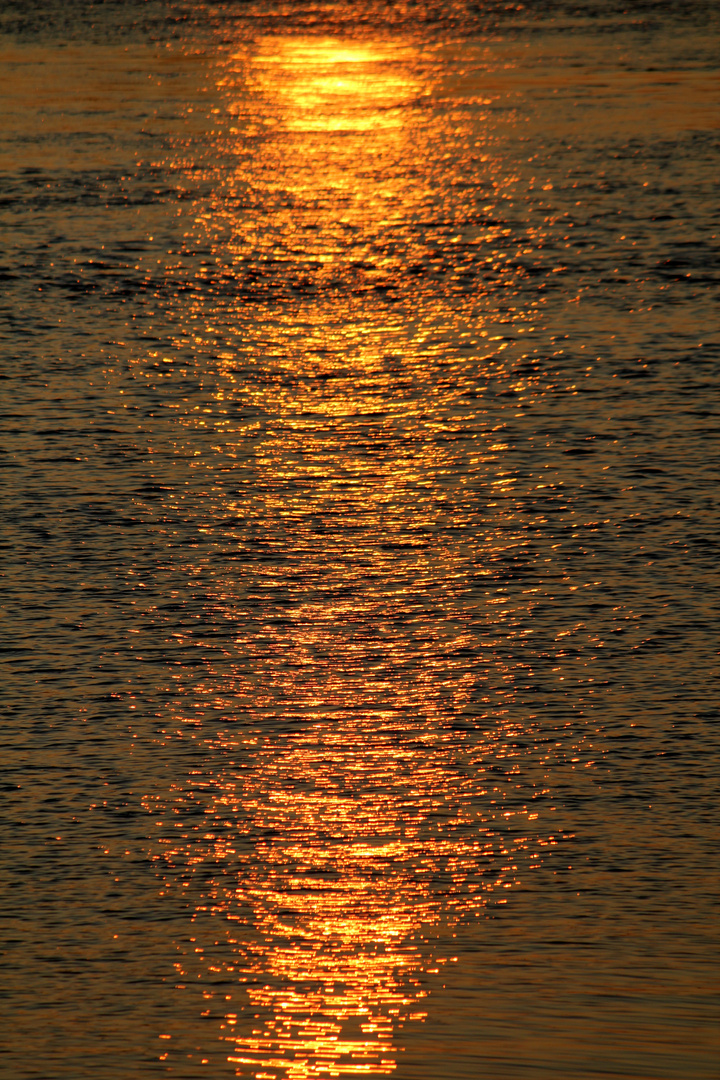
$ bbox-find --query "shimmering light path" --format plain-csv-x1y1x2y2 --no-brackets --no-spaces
2,3,719,1079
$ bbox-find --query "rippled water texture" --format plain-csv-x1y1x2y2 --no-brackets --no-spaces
2,2,719,1078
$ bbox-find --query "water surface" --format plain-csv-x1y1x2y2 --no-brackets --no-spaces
2,2,719,1078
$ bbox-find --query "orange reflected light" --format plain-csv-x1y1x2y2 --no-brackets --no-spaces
152,27,552,1080
242,38,422,133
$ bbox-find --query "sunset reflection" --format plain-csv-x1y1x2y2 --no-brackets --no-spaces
245,37,422,133
154,24,555,1080
216,719,443,1079
161,701,539,1079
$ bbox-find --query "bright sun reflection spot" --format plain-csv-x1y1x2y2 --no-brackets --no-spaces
244,38,422,133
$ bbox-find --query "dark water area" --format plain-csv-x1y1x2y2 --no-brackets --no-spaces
2,2,719,1078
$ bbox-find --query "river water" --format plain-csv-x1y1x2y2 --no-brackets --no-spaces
2,2,719,1078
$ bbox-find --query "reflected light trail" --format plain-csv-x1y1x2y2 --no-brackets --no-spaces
151,26,558,1080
